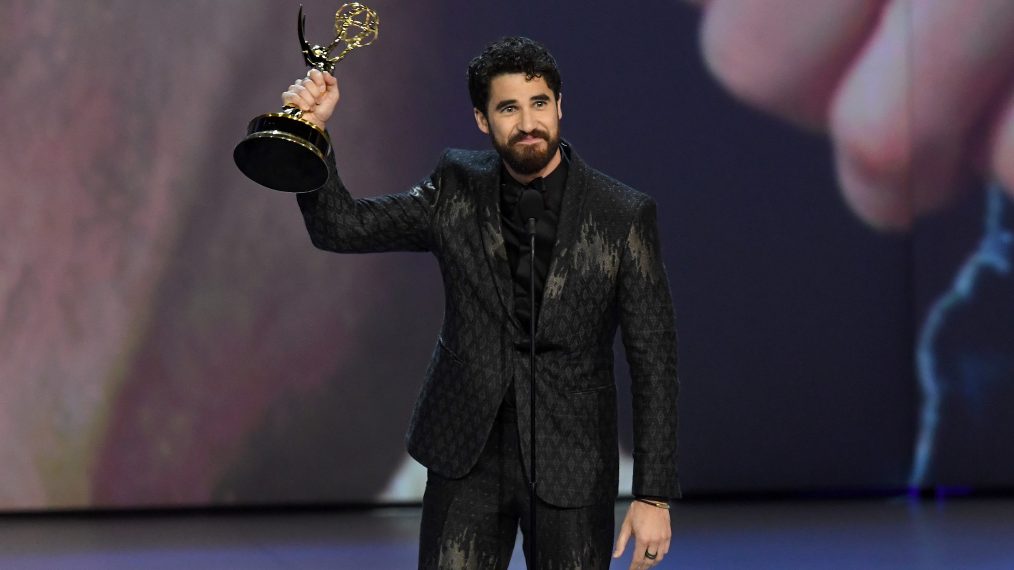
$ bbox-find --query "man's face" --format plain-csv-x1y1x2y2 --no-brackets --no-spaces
474,73,563,176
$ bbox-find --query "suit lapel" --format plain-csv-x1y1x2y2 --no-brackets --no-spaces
537,146,589,341
473,155,521,331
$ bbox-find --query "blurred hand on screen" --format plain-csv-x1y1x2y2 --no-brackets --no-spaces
281,68,340,129
689,0,1014,230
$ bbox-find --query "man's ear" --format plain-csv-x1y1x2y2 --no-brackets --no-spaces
556,93,563,120
473,107,490,135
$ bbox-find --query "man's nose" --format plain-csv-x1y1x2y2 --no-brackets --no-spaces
519,109,537,133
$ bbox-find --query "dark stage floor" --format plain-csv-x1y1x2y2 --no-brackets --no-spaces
1,498,1012,569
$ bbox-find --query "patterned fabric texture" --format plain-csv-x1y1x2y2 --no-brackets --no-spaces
296,142,680,506
419,402,614,570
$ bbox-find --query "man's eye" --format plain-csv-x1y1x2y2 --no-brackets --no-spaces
500,105,516,113
534,101,546,108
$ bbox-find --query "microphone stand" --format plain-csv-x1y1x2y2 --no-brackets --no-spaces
518,186,543,569
526,214,538,570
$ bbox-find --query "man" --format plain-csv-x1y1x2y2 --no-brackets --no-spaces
284,37,679,569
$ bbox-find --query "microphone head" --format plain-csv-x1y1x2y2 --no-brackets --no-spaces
519,188,544,222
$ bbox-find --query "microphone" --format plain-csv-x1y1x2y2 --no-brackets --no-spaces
519,186,544,235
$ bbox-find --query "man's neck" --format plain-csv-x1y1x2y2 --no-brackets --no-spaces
503,148,563,185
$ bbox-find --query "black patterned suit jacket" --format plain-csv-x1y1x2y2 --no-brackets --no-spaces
296,142,679,507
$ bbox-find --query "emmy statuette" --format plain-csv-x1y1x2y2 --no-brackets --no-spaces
234,3,379,193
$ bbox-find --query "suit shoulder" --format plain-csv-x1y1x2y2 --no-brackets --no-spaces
582,163,654,213
440,148,499,177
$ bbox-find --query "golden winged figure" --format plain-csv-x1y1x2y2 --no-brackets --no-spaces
298,3,379,73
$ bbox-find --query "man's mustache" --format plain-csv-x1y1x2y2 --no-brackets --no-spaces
509,130,550,145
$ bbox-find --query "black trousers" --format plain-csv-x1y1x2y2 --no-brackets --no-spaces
418,401,614,570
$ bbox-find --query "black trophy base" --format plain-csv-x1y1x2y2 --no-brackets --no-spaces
233,112,332,193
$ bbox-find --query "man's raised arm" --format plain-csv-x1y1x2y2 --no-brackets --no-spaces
285,69,442,254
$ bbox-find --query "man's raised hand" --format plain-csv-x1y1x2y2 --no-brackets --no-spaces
281,68,340,129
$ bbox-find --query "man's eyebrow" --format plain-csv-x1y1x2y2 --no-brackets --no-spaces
494,94,552,111
494,99,519,111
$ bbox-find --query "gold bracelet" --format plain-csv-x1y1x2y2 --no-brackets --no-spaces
634,498,670,510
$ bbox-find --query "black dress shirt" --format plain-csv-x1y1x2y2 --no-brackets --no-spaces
499,154,569,333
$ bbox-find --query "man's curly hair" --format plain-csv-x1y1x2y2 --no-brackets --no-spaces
467,36,562,115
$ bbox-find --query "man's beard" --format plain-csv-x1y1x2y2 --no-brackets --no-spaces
492,128,560,176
